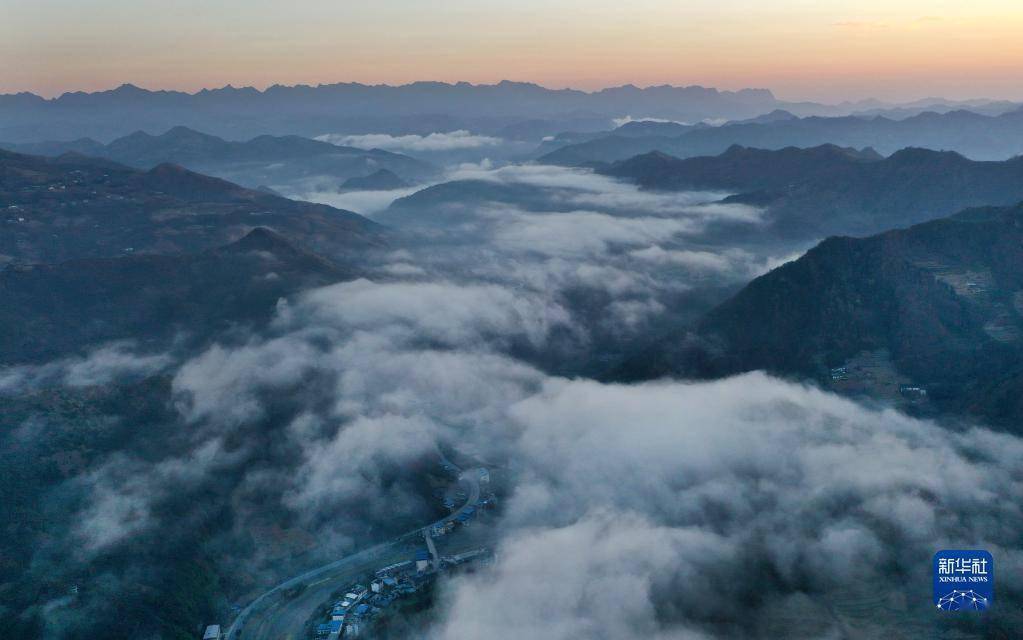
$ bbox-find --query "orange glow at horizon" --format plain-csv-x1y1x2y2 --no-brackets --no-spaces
3,1,1023,102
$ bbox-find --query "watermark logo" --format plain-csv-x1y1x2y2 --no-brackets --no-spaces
933,550,993,611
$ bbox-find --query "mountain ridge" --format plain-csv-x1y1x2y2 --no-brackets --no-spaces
600,144,1023,239
0,81,783,143
0,148,386,265
616,201,1023,431
0,126,436,189
540,107,1023,163
0,225,351,367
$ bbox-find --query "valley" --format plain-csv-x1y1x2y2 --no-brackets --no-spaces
4,41,1023,639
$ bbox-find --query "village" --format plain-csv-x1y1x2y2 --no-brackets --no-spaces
311,545,492,639
311,467,495,639
309,481,494,640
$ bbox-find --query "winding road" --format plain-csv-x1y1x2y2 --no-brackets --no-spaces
226,467,484,640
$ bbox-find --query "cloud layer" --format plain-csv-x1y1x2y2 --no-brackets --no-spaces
0,342,173,394
317,130,503,152
14,151,1022,640
430,374,1023,638
41,251,1023,639
370,162,781,337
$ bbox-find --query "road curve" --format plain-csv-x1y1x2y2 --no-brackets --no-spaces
226,467,483,640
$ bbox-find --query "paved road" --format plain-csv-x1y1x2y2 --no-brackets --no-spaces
227,467,484,640
423,528,440,570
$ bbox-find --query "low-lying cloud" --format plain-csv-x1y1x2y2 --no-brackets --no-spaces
442,161,756,222
487,207,698,257
298,184,425,216
364,162,780,332
0,342,173,394
429,373,1023,639
43,256,1023,638
611,115,690,128
164,305,1023,638
629,246,802,279
75,439,238,554
281,278,573,348
317,130,503,152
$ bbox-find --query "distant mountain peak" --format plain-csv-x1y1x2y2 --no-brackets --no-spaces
163,125,207,137
142,162,248,199
339,168,409,192
766,108,796,117
217,227,348,275
740,109,798,124
120,129,155,141
147,161,193,176
643,150,677,161
888,147,968,164
230,226,297,252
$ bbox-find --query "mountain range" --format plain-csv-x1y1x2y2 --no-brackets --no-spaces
617,202,1023,431
0,82,779,143
540,107,1023,163
5,81,1019,145
1,228,349,363
0,148,384,265
380,179,552,230
602,144,1023,240
339,168,409,192
1,126,436,190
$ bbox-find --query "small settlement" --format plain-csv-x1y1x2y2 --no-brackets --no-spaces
313,547,492,639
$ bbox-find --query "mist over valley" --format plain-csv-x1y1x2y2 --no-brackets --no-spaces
3,5,1023,639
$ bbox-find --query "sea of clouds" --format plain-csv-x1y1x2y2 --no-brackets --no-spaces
46,254,1022,637
56,269,1023,637
9,152,1021,639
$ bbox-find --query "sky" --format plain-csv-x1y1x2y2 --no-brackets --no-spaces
4,0,1023,102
